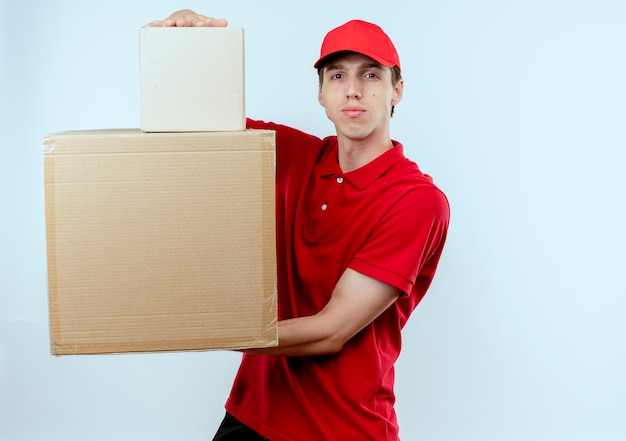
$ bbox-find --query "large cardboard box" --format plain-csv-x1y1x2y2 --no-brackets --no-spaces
140,27,245,132
43,129,277,355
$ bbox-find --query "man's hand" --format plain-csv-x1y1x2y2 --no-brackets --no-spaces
145,9,228,28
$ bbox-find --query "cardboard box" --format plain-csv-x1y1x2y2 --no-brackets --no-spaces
140,27,245,132
44,129,276,355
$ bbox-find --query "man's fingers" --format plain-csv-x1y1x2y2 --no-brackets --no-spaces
144,10,228,28
206,18,228,27
185,17,228,27
144,20,171,28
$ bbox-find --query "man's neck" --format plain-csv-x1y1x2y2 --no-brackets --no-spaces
337,133,394,173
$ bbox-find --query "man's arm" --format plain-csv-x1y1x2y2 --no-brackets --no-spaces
243,268,400,357
145,9,228,28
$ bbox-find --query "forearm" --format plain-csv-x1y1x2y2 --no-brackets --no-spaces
242,313,346,357
240,269,400,357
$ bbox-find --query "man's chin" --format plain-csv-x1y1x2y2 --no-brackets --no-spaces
335,125,371,141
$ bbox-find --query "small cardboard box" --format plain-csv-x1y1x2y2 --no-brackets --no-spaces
140,27,245,132
43,129,276,355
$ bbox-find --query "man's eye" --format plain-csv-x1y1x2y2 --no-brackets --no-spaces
331,73,343,80
365,72,378,79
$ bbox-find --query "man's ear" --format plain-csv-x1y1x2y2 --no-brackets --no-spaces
391,79,404,106
318,87,326,107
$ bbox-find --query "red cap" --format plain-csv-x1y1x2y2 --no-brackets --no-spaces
314,20,401,71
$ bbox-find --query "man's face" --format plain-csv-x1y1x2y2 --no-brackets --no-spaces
318,53,403,143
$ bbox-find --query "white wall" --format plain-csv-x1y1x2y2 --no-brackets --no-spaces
1,0,625,440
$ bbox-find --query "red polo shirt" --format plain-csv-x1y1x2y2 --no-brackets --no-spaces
225,120,449,441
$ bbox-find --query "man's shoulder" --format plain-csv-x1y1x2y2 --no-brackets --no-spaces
387,156,449,217
246,118,326,146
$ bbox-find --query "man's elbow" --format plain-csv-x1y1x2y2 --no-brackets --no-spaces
317,332,351,355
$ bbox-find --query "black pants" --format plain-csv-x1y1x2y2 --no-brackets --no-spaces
212,412,269,441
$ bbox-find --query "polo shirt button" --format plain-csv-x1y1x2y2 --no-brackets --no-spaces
336,177,344,184
321,204,328,211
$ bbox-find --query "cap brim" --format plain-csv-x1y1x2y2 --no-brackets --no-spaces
314,50,396,70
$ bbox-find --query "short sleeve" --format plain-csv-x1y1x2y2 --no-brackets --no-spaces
349,186,449,296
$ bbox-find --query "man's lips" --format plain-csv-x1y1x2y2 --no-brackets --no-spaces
342,107,366,118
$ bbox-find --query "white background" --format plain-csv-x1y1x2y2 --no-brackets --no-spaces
1,0,625,440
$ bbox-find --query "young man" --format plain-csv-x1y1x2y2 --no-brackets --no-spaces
149,11,450,441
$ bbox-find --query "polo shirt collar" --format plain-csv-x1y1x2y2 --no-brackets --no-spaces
320,140,405,190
